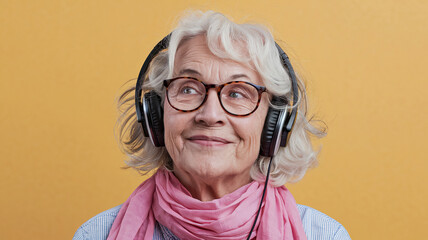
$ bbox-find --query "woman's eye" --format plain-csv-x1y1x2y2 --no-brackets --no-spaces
229,92,243,98
181,87,197,94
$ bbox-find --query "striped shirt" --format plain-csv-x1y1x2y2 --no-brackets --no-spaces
73,204,351,239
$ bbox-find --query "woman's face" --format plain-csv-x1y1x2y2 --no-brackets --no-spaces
164,35,269,191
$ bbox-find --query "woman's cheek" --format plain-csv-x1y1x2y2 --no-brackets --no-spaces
235,126,261,161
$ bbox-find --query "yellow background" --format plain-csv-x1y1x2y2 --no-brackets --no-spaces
1,0,427,239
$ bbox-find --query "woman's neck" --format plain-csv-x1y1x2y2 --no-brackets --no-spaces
172,168,252,202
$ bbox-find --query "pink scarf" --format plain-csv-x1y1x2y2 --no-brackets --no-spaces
107,168,306,240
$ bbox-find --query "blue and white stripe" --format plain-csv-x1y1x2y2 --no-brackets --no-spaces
73,204,351,240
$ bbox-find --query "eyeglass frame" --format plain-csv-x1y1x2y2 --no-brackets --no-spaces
163,76,268,117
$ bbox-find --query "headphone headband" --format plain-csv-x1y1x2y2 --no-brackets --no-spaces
274,43,299,145
135,34,171,123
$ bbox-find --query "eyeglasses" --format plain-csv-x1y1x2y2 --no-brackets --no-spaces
163,77,267,116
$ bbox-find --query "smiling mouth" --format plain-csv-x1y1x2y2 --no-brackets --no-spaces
188,135,232,146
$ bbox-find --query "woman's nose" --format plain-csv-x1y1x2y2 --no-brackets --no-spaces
194,89,227,126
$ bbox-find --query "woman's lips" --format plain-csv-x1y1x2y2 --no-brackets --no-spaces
188,135,231,146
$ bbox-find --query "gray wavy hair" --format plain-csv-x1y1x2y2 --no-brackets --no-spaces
115,10,326,186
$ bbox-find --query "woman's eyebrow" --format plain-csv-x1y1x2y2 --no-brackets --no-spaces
230,74,250,80
178,69,250,81
178,68,201,76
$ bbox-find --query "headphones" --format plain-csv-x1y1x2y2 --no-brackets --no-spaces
135,33,298,157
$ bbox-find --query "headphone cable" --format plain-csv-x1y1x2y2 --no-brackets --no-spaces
246,156,274,240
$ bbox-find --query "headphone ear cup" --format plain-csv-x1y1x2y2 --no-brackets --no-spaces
260,107,281,157
143,91,165,147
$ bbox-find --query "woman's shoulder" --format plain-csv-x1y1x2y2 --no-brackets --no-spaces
73,204,350,240
72,205,122,240
297,204,351,240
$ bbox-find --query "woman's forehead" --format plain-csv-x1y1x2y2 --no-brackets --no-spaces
174,35,262,84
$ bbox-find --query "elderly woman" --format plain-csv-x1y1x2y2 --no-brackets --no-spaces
74,11,350,240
